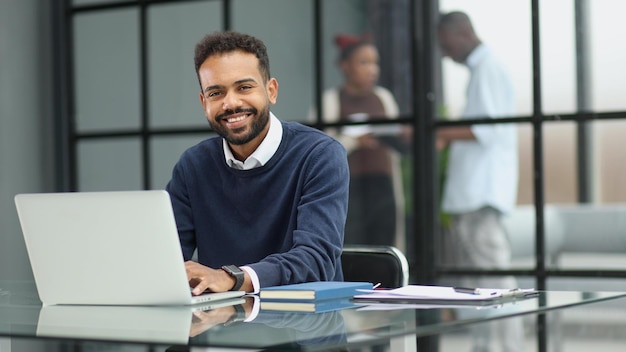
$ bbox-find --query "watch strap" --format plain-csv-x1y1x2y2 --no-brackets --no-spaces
223,303,246,326
221,265,244,291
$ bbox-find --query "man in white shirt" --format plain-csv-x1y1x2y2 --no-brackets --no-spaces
437,11,522,352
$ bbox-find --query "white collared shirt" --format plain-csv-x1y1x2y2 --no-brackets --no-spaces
441,44,518,215
223,112,283,170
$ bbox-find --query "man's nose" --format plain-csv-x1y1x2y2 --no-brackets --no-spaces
222,91,240,111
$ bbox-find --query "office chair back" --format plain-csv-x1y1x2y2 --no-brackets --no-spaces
341,245,409,288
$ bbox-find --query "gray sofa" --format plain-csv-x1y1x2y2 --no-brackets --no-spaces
505,203,626,259
504,203,626,291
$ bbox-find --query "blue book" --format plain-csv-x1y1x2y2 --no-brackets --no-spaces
260,298,358,313
260,281,373,301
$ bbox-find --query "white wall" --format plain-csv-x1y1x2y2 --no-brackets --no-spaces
0,0,54,281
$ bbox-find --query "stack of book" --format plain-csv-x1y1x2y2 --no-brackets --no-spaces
259,281,373,313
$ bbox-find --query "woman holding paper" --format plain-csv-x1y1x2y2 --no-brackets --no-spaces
311,34,407,249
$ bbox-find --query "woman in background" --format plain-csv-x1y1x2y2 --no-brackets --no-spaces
314,34,406,249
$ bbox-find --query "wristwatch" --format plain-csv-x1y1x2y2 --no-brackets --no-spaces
221,265,244,291
223,303,246,326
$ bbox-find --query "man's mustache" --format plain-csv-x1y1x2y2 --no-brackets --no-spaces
216,108,257,121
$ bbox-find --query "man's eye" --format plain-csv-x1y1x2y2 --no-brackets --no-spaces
239,85,252,91
207,91,222,98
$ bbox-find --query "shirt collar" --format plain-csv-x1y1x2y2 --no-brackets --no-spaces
223,112,283,170
466,44,488,69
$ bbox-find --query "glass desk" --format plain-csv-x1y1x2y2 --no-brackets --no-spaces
1,280,626,351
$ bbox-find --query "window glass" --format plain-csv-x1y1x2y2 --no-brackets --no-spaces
72,0,127,6
543,121,578,204
366,0,413,117
232,0,314,123
320,0,412,117
589,1,626,112
437,93,523,275
148,1,222,128
399,133,414,264
594,119,626,202
537,119,626,271
317,0,411,253
320,0,368,113
550,204,626,271
77,138,142,191
438,0,532,118
150,134,215,190
540,0,577,115
73,9,140,132
519,122,580,270
516,124,534,205
508,123,535,269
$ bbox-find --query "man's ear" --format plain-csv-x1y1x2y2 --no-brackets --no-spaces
198,91,211,119
267,78,279,105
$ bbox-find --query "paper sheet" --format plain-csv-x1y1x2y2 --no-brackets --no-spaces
353,285,537,302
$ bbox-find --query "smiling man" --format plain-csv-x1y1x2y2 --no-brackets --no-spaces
165,31,349,295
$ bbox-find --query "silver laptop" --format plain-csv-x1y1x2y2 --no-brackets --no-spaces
14,190,244,306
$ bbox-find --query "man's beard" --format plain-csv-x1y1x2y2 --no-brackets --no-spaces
211,105,270,146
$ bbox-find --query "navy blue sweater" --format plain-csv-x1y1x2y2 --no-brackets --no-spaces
166,121,349,287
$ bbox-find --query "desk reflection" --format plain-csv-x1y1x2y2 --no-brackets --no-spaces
35,297,349,350
190,305,349,350
36,298,245,345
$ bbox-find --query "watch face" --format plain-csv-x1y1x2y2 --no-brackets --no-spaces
223,265,243,276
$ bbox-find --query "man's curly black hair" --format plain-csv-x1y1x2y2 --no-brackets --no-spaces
193,31,271,89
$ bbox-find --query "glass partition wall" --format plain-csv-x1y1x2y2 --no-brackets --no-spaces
53,0,626,350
